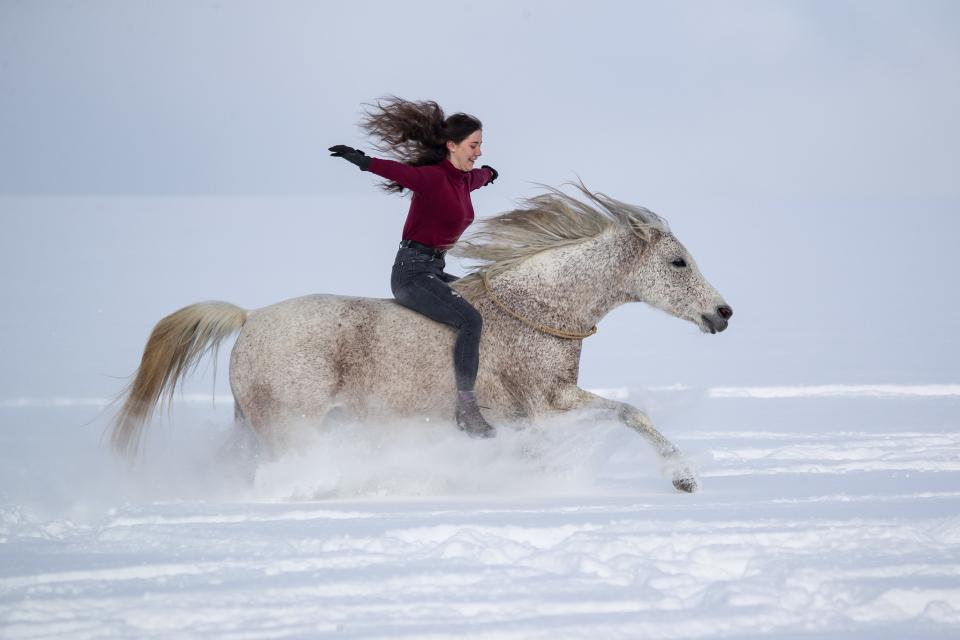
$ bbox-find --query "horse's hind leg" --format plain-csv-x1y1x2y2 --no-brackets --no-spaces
233,379,342,458
213,400,262,485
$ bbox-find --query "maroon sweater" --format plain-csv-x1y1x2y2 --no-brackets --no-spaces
368,158,495,249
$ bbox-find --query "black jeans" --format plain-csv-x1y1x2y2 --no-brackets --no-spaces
391,247,482,391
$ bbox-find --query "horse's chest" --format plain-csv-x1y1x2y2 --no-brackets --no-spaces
486,334,580,416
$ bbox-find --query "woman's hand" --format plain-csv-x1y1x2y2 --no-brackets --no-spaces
481,164,498,185
329,145,371,171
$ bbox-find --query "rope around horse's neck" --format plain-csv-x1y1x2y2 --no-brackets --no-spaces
481,270,598,340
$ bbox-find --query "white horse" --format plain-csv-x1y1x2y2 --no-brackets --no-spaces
112,185,732,492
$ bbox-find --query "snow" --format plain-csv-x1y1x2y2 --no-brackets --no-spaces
709,385,960,399
1,388,959,638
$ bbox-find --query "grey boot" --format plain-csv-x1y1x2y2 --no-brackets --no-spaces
456,391,496,439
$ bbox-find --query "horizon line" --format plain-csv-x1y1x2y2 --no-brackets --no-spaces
2,384,959,409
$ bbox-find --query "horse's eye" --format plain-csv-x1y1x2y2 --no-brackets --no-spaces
671,258,687,268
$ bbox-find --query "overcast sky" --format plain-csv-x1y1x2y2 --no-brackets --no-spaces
1,0,958,398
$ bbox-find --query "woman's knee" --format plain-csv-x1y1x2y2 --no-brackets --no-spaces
459,304,483,333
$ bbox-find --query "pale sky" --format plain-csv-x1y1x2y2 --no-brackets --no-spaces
1,0,958,397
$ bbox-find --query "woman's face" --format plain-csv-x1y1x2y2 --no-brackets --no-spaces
446,130,483,171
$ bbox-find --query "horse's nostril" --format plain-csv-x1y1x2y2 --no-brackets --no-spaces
717,305,733,320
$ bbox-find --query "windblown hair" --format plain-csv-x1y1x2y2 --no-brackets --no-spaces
451,183,667,300
360,96,482,193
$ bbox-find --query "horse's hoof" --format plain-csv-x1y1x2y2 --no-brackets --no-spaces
672,474,700,493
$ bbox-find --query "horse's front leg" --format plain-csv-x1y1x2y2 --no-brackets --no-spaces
556,387,699,493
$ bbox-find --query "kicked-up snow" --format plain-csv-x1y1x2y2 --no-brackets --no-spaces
1,388,959,638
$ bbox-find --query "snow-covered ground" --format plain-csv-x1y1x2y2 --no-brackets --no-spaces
2,386,959,639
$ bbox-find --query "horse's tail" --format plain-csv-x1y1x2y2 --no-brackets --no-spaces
111,301,248,459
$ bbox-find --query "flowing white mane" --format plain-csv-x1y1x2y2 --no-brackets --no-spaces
452,182,668,298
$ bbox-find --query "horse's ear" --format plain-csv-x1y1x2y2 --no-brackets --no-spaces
642,226,663,246
633,226,663,257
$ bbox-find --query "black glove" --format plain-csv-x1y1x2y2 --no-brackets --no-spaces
329,145,371,171
481,164,498,185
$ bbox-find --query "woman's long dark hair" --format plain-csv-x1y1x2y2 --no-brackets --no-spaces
360,96,482,193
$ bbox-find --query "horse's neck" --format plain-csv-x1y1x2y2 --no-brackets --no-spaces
495,230,637,332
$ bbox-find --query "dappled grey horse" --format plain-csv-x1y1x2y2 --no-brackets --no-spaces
112,185,732,492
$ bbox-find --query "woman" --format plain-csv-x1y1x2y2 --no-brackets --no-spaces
329,98,499,438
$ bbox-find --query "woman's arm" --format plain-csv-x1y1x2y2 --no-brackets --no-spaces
329,146,430,193
368,158,430,193
467,165,498,191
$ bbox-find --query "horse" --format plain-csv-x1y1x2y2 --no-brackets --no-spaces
111,184,733,493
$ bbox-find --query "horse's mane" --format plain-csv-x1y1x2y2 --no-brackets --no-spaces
452,182,668,300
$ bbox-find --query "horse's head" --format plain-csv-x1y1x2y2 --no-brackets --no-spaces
630,229,733,334
454,183,733,334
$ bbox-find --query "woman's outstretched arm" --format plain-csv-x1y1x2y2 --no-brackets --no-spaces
367,158,430,193
329,145,430,193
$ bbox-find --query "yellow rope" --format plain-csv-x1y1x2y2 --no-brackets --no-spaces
482,270,597,340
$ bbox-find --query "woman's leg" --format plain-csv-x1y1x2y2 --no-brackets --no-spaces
392,271,482,391
391,254,494,437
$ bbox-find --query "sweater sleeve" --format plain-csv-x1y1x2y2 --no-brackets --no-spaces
466,166,495,191
367,158,430,193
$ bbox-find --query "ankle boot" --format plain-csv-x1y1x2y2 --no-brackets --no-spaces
455,391,496,439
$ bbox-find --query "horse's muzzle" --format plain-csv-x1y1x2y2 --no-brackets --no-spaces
701,305,733,334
